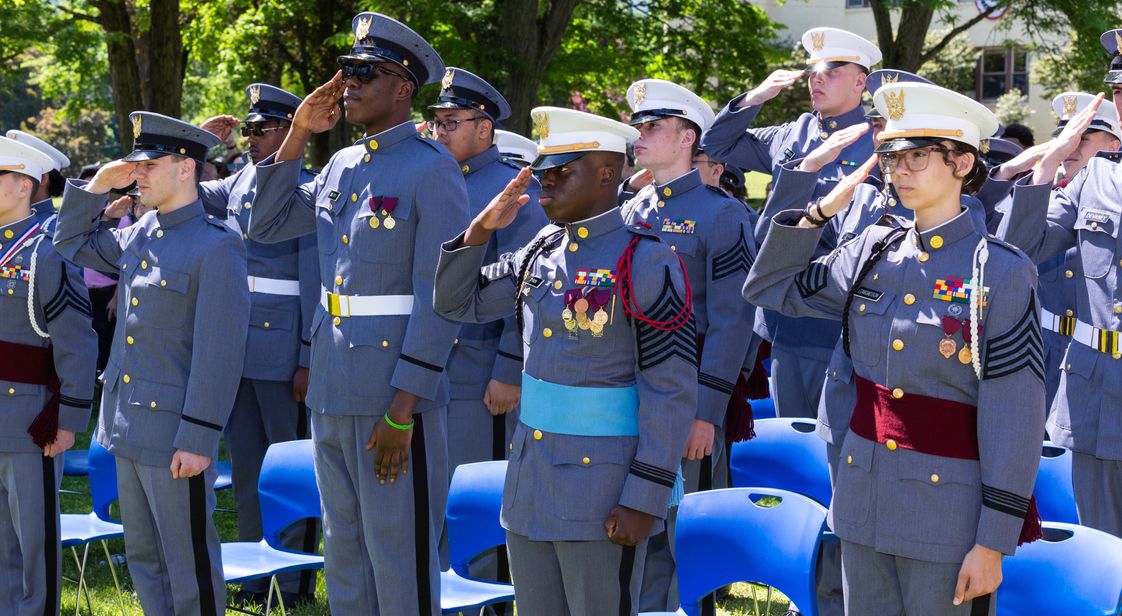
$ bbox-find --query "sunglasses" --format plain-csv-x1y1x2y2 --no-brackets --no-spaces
240,124,288,137
337,61,409,85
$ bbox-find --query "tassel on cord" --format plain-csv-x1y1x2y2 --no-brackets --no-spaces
1018,496,1044,545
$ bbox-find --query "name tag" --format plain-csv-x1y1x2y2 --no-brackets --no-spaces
327,190,341,202
1084,210,1110,224
525,275,544,288
854,287,883,302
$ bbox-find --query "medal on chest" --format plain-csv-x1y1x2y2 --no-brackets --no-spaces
940,315,982,364
563,268,617,339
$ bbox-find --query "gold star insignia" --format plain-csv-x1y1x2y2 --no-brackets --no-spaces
633,82,647,105
249,85,261,106
885,89,905,121
131,114,142,139
355,15,372,42
1062,95,1077,119
442,69,455,91
810,31,825,51
533,112,549,140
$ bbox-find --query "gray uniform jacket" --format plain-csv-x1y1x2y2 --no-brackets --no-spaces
0,215,97,452
745,206,1044,563
448,146,546,398
997,161,1122,460
199,165,319,381
434,208,697,541
54,184,250,466
248,121,470,415
620,168,757,426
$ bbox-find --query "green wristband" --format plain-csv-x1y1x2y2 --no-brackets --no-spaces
384,411,415,431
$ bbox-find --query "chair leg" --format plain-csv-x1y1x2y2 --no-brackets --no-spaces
70,545,91,616
99,539,126,616
269,575,287,615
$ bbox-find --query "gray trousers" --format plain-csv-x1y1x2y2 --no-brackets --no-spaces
312,409,449,615
225,377,313,594
1072,451,1122,538
116,457,223,616
638,428,728,612
840,540,995,616
819,440,845,616
0,452,62,616
771,348,828,419
506,530,647,616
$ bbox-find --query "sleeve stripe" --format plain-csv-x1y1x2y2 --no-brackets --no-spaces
400,353,444,373
496,349,522,361
699,372,735,394
629,460,677,487
182,415,223,431
58,394,92,408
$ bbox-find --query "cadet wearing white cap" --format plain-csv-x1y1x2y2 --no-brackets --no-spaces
5,130,70,227
617,78,757,612
495,130,537,167
702,27,881,425
0,136,96,616
435,107,697,616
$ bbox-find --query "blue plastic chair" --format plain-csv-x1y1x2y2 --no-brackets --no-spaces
673,487,827,616
60,442,126,615
63,448,89,476
442,461,516,613
1032,442,1078,524
214,460,233,491
997,522,1122,615
729,418,832,506
221,439,323,615
749,396,776,420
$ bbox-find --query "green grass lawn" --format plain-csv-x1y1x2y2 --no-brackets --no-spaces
59,414,791,615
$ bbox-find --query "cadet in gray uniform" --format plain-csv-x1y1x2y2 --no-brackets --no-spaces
746,82,1044,615
54,112,249,616
5,131,70,227
429,67,546,476
0,137,96,616
435,106,697,616
702,28,880,422
247,13,469,614
616,79,757,612
994,29,1122,538
197,83,320,605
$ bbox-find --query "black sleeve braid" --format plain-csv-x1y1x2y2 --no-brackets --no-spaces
514,230,564,337
841,228,907,358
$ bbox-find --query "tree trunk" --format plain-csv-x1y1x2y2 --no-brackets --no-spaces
91,0,143,156
146,0,184,117
870,0,934,72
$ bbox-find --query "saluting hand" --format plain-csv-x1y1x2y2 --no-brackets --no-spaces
87,160,139,196
463,166,533,246
292,71,346,135
993,142,1051,181
798,123,870,173
740,69,805,108
1035,93,1105,184
626,168,655,192
103,195,133,220
200,115,241,143
796,154,878,230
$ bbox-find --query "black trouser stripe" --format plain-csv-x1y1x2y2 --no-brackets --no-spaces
491,414,505,461
618,545,636,616
971,593,992,616
189,474,217,616
42,456,58,616
411,414,432,613
698,452,716,616
296,403,309,440
299,518,318,595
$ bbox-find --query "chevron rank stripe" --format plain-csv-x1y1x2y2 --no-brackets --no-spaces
636,269,697,370
982,484,1030,518
712,226,755,281
982,290,1044,382
44,263,92,322
795,260,830,298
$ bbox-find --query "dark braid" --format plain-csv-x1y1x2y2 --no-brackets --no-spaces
841,227,907,358
514,229,565,336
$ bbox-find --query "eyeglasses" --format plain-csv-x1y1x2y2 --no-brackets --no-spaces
877,145,958,174
429,115,487,133
240,124,288,137
338,61,409,84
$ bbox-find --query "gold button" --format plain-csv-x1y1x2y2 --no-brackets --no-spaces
7,388,13,395
663,187,672,197
333,316,341,326
904,293,915,305
243,233,249,240
453,338,459,345
335,275,343,286
820,132,829,140
918,252,929,263
126,336,134,345
150,401,157,409
122,263,128,270
892,339,904,351
381,340,389,348
364,154,371,163
892,388,904,399
543,327,553,338
342,234,349,244
1114,353,1122,360
244,202,251,210
1091,221,1099,230
140,260,148,269
1066,363,1072,371
2,230,12,239
533,429,543,440
1114,305,1121,315
156,230,164,238
509,442,512,451
846,455,853,464
568,243,578,252
858,304,866,312
829,120,838,129
930,474,940,483
657,201,665,208
1065,309,1073,317
1065,270,1074,278
5,290,11,295
351,193,358,203
131,297,139,306
368,140,379,151
888,198,897,206
159,280,166,287
122,374,131,384
873,273,879,280
671,245,676,252
929,235,944,249
461,165,470,173
553,280,563,290
263,322,270,328
886,439,898,451
582,457,591,465
577,226,589,239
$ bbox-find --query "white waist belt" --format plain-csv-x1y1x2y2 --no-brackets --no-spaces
1040,308,1075,336
247,276,301,296
1071,319,1120,354
320,289,414,317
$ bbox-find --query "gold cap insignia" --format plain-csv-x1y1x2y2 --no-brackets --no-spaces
442,69,455,91
810,31,825,52
131,114,142,139
533,112,549,140
882,73,899,85
1062,95,1077,119
633,82,647,106
885,89,905,121
355,16,372,42
980,139,991,154
249,85,261,106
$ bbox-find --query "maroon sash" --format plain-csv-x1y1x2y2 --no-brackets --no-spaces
0,339,60,447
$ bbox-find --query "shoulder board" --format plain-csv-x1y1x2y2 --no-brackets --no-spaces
984,233,1025,257
204,214,236,233
1095,150,1122,164
705,184,732,198
498,157,523,171
414,132,447,153
627,222,661,240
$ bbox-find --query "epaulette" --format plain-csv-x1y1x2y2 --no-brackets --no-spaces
705,184,732,198
1095,150,1122,164
627,221,661,240
984,232,1027,259
414,131,447,153
203,213,237,234
498,157,524,172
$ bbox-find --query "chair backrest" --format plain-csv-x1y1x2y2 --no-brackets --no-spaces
446,460,507,577
997,522,1122,615
1032,442,1078,524
88,441,119,522
729,418,832,506
257,439,321,547
674,487,826,616
749,396,776,420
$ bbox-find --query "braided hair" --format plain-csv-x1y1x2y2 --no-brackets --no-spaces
841,227,907,358
513,229,564,337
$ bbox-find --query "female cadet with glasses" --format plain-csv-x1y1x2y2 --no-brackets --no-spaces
743,82,1045,615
